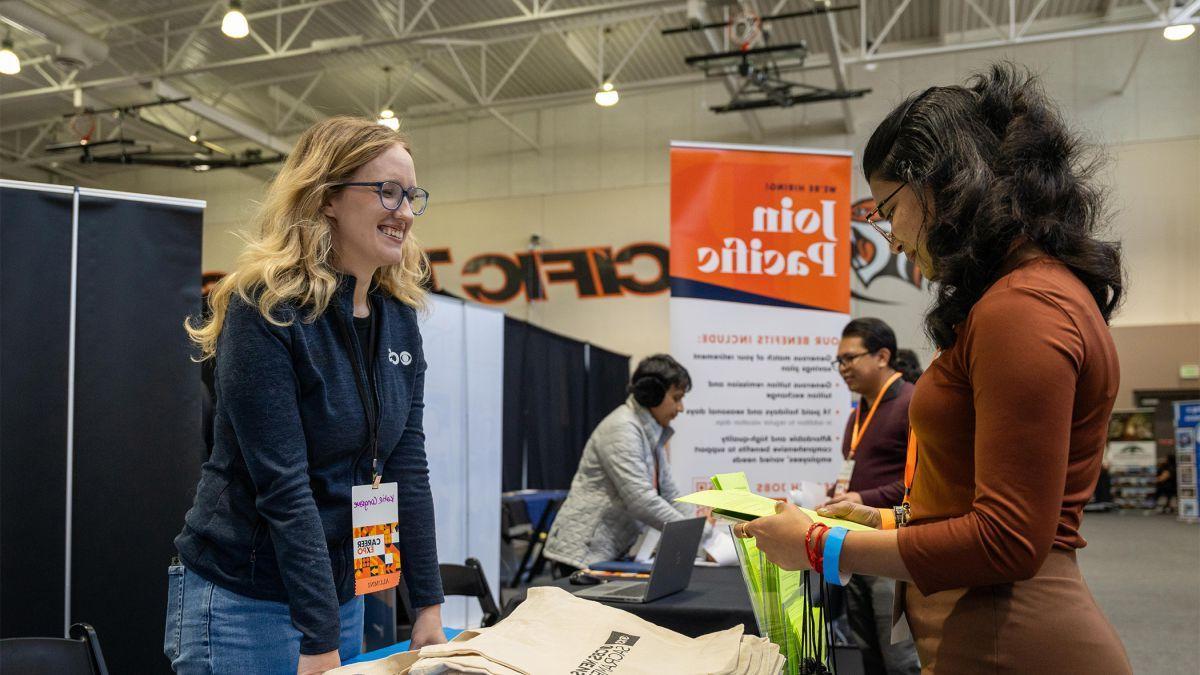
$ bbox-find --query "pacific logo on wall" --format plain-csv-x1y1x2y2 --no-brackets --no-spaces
425,244,668,304
850,197,926,304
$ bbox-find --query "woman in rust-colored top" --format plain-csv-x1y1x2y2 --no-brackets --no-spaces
742,64,1131,673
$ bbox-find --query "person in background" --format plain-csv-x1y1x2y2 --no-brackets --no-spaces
1155,454,1177,514
893,348,924,384
544,354,693,574
168,116,445,675
825,318,920,675
740,64,1131,672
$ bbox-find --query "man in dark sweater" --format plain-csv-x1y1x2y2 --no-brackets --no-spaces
825,318,920,675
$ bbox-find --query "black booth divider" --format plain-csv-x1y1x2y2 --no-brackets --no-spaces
1,186,75,640
0,183,205,675
502,318,631,491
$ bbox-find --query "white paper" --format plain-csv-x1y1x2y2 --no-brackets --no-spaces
789,481,828,509
702,525,740,566
633,528,661,563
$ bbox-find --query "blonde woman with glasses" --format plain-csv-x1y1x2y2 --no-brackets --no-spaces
165,116,445,674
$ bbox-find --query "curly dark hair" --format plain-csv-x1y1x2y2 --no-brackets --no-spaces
862,63,1124,350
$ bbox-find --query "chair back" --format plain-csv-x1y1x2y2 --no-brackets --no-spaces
439,557,502,627
0,623,108,675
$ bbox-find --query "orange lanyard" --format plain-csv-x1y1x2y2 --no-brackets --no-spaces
849,372,903,458
902,430,918,507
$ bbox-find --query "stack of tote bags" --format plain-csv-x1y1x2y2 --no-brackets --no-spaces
331,587,783,675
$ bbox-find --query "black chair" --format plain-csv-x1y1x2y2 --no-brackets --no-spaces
0,623,109,675
505,495,566,588
440,557,502,627
398,557,503,635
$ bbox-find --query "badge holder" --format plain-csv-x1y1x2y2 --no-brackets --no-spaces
352,463,402,596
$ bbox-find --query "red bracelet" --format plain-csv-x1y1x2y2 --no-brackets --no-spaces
805,523,829,574
814,528,828,575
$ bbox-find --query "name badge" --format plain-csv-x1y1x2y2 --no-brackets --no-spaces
833,458,856,496
352,482,402,595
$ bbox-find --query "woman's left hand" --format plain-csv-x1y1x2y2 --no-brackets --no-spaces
735,501,814,571
409,605,447,650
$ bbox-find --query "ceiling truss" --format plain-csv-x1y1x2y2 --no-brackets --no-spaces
0,0,1197,179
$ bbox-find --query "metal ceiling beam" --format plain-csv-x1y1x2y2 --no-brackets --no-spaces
408,65,470,107
1172,0,1200,20
162,1,223,72
0,0,683,104
281,7,318,52
867,0,912,57
421,11,539,152
607,13,661,83
152,79,292,154
486,35,540,101
1018,0,1052,39
561,30,602,83
388,11,1200,123
935,0,950,44
963,0,1007,40
487,108,540,152
107,0,356,46
818,2,853,134
270,73,326,131
1140,0,1167,21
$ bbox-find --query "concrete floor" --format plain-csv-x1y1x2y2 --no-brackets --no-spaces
499,511,1200,673
1078,511,1200,675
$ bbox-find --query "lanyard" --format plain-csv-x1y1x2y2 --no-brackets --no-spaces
849,372,903,459
902,430,918,507
336,303,382,486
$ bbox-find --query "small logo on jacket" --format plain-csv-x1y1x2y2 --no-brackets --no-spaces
388,349,412,366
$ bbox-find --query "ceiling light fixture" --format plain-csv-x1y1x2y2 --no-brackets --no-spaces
594,81,619,107
222,1,250,39
1163,23,1196,40
188,131,199,142
0,35,20,76
1164,0,1198,40
376,108,399,130
376,66,400,129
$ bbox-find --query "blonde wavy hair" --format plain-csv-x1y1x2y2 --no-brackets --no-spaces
186,115,429,360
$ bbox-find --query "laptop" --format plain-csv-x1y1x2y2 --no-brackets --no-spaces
573,517,705,604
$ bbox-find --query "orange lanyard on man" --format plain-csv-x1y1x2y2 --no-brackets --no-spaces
835,372,904,497
849,372,904,458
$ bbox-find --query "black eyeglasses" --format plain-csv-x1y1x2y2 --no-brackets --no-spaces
864,182,906,248
831,351,873,369
333,181,429,215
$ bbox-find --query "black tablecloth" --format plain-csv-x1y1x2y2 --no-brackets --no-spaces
502,566,759,638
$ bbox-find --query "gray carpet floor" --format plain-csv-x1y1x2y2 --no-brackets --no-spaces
1078,512,1199,674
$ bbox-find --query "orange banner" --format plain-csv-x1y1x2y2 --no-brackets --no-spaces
670,143,852,313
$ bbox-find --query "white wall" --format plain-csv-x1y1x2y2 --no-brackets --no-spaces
94,31,1200,363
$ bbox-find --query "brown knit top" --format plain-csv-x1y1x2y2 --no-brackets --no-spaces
898,257,1120,595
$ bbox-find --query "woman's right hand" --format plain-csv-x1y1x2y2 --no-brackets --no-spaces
298,650,341,675
817,501,884,530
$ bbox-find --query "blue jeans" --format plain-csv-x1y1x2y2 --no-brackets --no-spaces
164,564,364,674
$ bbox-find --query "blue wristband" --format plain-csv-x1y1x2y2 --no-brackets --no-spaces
823,527,850,587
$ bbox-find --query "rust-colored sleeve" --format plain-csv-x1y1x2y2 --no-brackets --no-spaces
898,286,1083,595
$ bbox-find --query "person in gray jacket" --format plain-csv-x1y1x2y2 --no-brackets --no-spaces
544,354,694,571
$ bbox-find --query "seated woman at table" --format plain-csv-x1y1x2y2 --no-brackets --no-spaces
544,354,694,574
